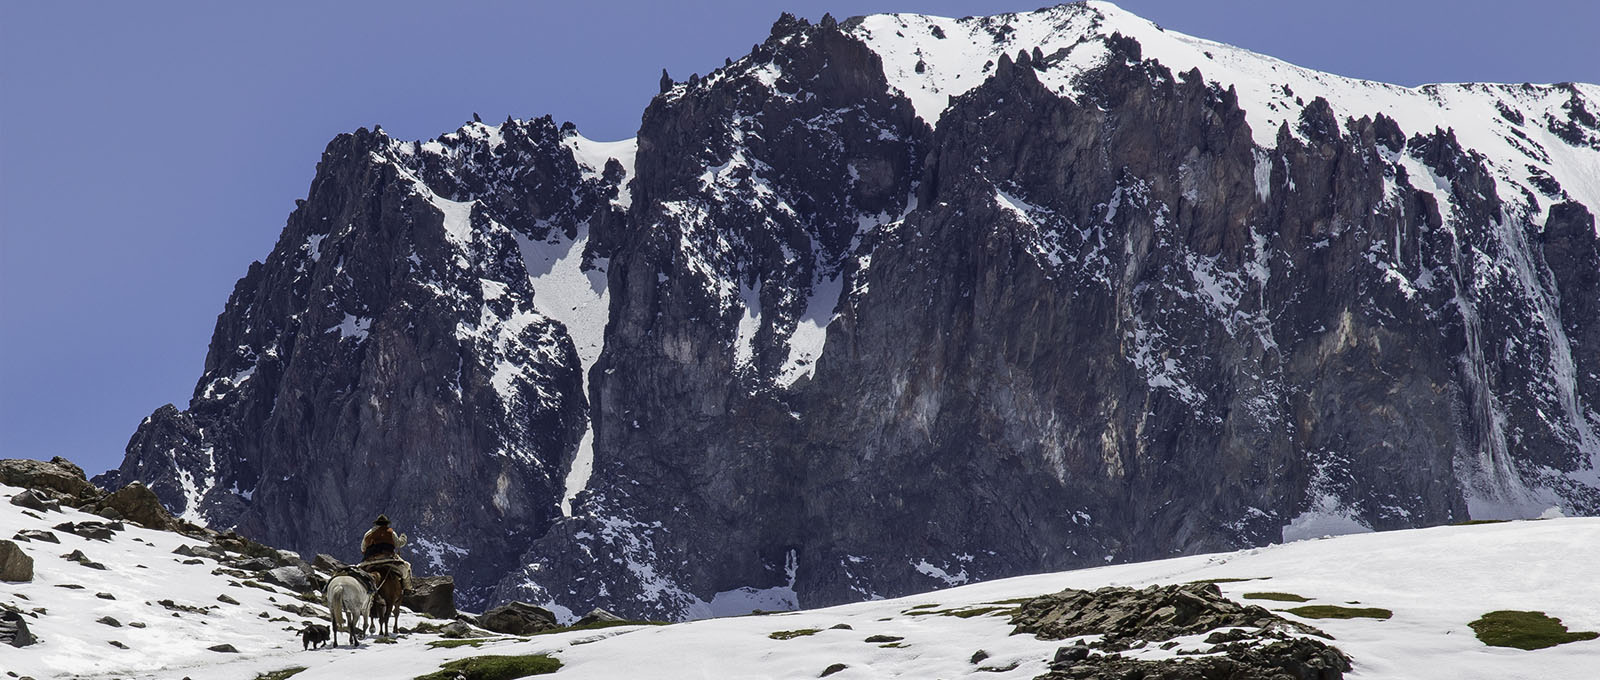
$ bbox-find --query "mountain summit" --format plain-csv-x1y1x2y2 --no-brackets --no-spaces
105,2,1600,619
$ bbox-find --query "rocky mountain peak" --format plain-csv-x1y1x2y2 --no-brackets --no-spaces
110,3,1600,621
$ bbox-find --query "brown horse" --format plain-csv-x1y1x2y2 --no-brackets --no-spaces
364,564,405,637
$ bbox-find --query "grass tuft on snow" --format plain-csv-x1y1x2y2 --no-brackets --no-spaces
1284,605,1392,620
1469,610,1600,650
412,654,562,680
769,628,823,640
1243,592,1311,602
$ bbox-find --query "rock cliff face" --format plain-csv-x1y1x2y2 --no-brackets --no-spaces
108,2,1600,617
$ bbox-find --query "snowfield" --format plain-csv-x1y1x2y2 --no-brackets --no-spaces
5,481,1598,679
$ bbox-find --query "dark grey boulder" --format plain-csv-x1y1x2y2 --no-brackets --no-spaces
312,554,347,573
403,575,456,619
438,620,489,639
0,540,33,582
574,607,624,627
207,643,239,653
9,489,60,513
478,601,558,635
98,482,178,530
2,610,36,647
61,549,108,570
264,565,314,592
13,529,58,544
0,457,100,505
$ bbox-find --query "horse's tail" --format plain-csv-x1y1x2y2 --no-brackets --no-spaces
327,583,343,642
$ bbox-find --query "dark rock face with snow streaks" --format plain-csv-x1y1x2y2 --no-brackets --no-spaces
109,3,1600,618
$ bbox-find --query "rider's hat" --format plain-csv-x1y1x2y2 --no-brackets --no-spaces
374,514,390,526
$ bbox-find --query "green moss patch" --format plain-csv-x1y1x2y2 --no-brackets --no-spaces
413,654,562,680
1243,592,1311,602
1284,605,1392,620
254,668,307,680
769,628,823,640
428,638,491,649
1469,610,1600,650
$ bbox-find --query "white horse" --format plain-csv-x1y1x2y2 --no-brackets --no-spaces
324,574,371,647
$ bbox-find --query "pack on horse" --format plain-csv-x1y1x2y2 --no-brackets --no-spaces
359,514,412,637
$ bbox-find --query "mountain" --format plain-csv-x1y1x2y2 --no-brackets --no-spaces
7,475,1599,679
103,1,1600,620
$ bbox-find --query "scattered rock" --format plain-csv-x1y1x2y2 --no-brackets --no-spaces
95,592,115,600
53,521,121,541
971,649,991,664
108,640,128,649
61,549,108,570
479,601,558,635
820,663,848,677
218,594,240,605
54,583,84,589
829,623,854,631
128,621,147,628
95,507,124,521
1041,637,1350,680
0,540,33,582
12,530,57,544
1,610,36,647
1013,583,1326,644
182,558,204,565
8,490,60,513
207,643,238,653
276,603,323,618
157,599,211,615
574,607,624,627
864,634,903,643
232,557,277,572
173,544,224,561
96,616,121,627
403,575,456,619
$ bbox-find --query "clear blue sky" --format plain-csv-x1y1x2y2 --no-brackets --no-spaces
3,1,1597,475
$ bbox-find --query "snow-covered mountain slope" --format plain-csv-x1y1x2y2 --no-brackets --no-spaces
9,479,1599,679
108,1,1600,624
851,2,1599,216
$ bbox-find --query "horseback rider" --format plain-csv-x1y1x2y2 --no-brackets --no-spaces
360,514,412,588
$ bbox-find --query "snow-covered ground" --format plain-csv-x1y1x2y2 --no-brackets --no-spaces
5,480,1597,679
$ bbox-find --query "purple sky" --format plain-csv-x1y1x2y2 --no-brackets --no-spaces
3,0,1597,476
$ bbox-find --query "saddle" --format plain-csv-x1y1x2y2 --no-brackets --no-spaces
335,566,378,594
357,556,411,591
